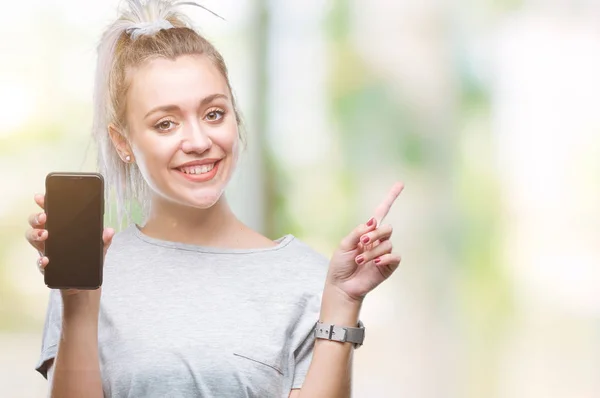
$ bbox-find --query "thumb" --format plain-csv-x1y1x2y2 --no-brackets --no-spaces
102,227,115,257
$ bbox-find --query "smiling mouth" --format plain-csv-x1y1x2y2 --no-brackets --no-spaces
174,159,221,182
177,162,216,175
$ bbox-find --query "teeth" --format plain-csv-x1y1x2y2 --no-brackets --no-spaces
179,163,215,175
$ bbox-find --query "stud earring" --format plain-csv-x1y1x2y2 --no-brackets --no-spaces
125,155,131,163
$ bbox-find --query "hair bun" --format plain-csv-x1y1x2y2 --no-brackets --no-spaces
121,0,224,31
125,19,174,40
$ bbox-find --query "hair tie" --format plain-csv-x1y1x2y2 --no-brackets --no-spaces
125,19,174,40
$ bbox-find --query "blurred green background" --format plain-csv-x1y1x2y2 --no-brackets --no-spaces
1,0,600,397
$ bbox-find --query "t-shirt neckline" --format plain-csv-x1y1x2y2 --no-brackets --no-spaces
131,224,295,254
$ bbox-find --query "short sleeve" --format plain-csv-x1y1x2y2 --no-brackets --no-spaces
291,291,322,389
35,289,63,379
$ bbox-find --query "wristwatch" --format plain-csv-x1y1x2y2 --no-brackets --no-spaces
314,320,365,349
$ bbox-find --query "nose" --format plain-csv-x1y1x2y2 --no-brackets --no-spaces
180,120,212,154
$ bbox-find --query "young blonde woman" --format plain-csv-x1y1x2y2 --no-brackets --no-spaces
25,1,403,397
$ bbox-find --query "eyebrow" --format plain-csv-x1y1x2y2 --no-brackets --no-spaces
143,93,229,120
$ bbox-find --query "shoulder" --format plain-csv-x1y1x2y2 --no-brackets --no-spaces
284,237,329,271
277,236,330,292
103,224,145,266
110,224,138,245
106,224,148,255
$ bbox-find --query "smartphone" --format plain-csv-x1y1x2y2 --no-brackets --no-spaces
44,172,105,289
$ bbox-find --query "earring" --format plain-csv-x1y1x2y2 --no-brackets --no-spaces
125,155,131,163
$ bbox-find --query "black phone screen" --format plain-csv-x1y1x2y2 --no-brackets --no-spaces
44,173,104,289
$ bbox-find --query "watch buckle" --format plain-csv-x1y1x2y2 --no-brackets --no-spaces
327,324,347,342
339,327,348,342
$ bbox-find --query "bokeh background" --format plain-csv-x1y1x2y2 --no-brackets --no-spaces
1,0,600,397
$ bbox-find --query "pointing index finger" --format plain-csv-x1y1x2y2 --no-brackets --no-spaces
372,182,404,227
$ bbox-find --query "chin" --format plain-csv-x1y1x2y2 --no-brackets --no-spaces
189,194,223,209
178,188,226,210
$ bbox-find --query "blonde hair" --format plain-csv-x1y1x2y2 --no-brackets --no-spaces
92,0,244,226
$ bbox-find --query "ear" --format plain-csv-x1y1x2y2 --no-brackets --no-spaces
108,123,134,163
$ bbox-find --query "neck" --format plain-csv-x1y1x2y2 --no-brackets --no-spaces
140,194,245,247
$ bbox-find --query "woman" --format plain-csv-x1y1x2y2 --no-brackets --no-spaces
25,1,403,397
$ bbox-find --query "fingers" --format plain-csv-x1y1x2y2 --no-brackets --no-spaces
355,239,393,265
102,228,116,257
359,224,393,247
339,217,378,251
103,227,115,245
28,211,46,228
25,228,47,253
372,182,404,227
37,256,49,275
34,193,45,210
372,253,402,278
28,194,48,258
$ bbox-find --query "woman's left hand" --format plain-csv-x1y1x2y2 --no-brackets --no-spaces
326,182,404,303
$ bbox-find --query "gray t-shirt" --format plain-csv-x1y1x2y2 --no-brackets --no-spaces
36,225,329,398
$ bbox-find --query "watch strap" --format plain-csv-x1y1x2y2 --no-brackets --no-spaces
314,320,365,348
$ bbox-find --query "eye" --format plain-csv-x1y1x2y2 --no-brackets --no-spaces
205,109,225,122
154,119,177,132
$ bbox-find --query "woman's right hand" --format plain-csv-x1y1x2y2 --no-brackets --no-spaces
25,193,115,297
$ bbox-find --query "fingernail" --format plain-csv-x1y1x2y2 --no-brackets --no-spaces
374,257,381,264
356,255,365,265
366,218,375,227
361,235,370,244
37,258,43,267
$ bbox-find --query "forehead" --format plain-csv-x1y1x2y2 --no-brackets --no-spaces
126,54,229,113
